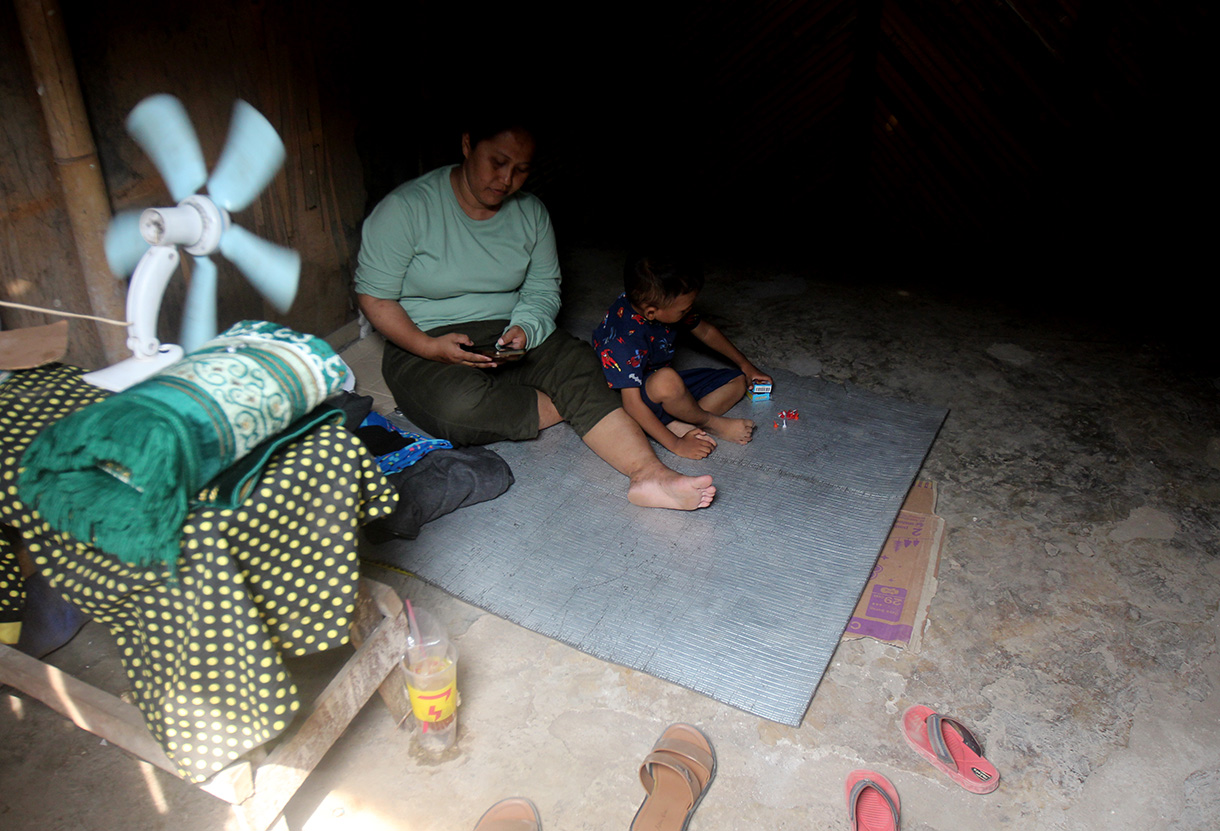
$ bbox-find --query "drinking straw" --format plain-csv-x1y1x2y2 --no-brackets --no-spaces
404,597,432,734
405,597,423,667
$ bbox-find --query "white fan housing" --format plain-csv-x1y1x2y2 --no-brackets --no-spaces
84,94,300,392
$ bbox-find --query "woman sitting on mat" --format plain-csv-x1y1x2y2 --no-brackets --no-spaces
353,112,715,511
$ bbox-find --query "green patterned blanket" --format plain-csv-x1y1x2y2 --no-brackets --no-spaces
18,321,347,572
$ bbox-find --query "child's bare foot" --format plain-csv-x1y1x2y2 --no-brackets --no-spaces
667,420,698,438
628,469,716,510
705,415,756,444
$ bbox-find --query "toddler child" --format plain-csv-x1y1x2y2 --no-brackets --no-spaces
592,254,772,460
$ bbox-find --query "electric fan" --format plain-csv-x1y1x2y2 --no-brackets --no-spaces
84,94,300,391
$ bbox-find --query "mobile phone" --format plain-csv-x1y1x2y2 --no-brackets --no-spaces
462,343,526,360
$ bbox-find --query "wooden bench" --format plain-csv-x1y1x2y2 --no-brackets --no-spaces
0,577,416,831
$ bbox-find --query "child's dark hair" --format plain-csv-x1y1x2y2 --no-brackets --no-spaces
624,253,705,309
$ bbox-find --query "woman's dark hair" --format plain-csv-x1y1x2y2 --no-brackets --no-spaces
464,104,539,149
624,253,705,309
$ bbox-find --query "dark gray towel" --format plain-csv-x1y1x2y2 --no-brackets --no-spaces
364,446,513,542
328,390,375,430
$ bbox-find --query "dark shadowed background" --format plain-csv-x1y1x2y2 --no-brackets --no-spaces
1,1,1211,366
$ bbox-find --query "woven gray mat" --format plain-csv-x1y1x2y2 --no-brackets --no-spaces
365,369,946,725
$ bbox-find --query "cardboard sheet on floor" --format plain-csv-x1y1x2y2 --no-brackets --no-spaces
364,369,946,726
842,480,944,652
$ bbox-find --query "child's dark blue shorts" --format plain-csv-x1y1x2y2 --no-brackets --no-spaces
639,367,745,424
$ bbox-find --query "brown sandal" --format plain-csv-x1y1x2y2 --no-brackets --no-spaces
473,797,541,831
631,723,717,831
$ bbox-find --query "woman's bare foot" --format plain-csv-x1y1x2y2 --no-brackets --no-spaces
705,415,756,444
628,468,716,510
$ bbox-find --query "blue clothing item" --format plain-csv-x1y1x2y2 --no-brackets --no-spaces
639,367,745,425
358,411,452,474
591,293,700,389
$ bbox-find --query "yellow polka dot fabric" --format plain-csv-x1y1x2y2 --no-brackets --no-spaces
1,366,110,635
1,365,397,782
0,537,23,642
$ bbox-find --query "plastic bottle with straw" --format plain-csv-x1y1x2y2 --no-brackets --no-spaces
402,599,459,752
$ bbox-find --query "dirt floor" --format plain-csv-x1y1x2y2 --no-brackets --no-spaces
3,246,1219,830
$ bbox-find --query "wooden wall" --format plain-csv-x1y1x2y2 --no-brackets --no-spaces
1,0,371,369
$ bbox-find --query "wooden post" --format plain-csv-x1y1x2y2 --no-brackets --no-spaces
350,578,414,727
13,0,128,365
237,579,413,831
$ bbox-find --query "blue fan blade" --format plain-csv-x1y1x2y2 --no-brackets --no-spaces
218,225,300,313
125,95,207,202
104,210,150,276
180,256,218,353
207,100,286,213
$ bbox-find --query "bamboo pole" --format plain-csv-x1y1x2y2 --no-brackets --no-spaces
13,0,128,365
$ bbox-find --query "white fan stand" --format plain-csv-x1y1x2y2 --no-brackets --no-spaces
83,198,227,391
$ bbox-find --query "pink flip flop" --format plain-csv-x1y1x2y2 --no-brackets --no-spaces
473,797,542,831
902,705,1000,794
845,770,900,831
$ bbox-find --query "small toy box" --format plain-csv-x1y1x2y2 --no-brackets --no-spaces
749,380,773,402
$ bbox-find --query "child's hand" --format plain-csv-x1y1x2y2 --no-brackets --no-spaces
743,363,772,385
674,429,717,460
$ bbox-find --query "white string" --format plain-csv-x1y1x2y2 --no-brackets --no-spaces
0,299,129,327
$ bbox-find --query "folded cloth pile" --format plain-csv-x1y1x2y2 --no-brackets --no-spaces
364,445,514,542
18,321,347,573
326,391,512,541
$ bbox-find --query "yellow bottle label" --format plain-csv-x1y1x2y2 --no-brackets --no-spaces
407,681,458,721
